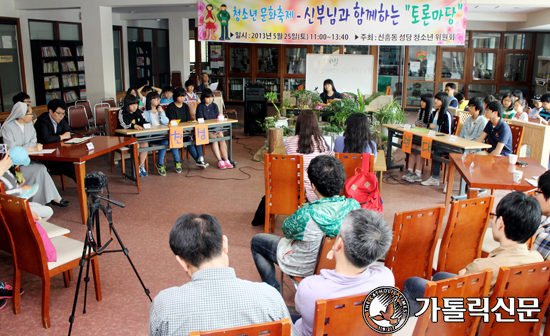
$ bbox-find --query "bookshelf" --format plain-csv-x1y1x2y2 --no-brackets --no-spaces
31,40,87,105
128,41,152,89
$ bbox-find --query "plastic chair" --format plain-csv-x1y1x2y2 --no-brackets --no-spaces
478,261,550,336
68,106,101,136
412,269,493,336
264,154,305,234
107,109,130,175
75,99,94,120
93,103,110,134
189,318,291,336
434,196,494,274
385,206,445,290
335,152,374,178
509,124,524,155
311,293,379,336
0,193,101,328
101,98,117,108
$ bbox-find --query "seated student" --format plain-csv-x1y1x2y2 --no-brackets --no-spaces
534,93,550,125
483,94,496,110
319,79,343,104
183,80,200,103
117,95,150,177
511,89,524,104
126,87,144,106
529,95,543,118
404,191,543,315
402,94,434,183
149,213,299,336
476,101,514,156
3,102,69,207
250,155,360,292
139,85,161,106
455,92,468,110
143,92,187,176
12,92,36,122
196,72,210,93
459,97,488,142
501,94,515,119
512,99,528,122
159,86,173,104
166,88,208,170
0,148,53,220
444,82,459,108
294,209,394,336
196,88,230,169
421,92,453,187
34,99,77,182
333,113,376,157
534,170,550,260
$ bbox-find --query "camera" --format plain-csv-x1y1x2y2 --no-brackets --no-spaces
84,171,108,193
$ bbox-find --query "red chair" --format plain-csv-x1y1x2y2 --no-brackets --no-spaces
67,106,101,136
101,98,117,108
93,103,110,135
75,99,94,120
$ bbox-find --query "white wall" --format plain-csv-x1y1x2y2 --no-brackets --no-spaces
0,0,18,17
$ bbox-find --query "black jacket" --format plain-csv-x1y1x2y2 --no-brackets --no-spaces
35,112,72,144
117,109,147,129
165,103,191,122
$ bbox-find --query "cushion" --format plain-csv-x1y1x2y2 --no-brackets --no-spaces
47,236,84,270
34,219,57,262
38,220,70,239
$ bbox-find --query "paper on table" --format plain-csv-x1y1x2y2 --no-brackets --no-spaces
28,149,56,154
65,136,92,144
525,178,538,187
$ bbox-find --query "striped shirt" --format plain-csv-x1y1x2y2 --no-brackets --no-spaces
285,135,333,202
534,217,550,260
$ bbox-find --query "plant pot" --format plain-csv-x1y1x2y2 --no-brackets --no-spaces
381,125,388,137
274,117,288,128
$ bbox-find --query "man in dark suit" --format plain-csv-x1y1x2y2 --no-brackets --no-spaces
34,99,76,181
196,72,210,93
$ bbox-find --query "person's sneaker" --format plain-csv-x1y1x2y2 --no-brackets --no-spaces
421,176,440,186
218,160,227,169
175,161,182,174
195,161,209,169
0,298,6,310
224,160,234,169
401,171,415,180
139,165,148,177
156,163,166,176
409,173,423,183
0,282,24,299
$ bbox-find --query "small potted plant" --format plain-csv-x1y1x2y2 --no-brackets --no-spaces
264,91,288,128
373,98,407,137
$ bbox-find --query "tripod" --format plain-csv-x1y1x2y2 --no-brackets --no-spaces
68,190,151,335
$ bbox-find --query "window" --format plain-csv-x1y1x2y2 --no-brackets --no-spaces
407,46,437,81
286,47,306,74
472,52,496,81
471,32,500,49
29,21,54,40
504,33,532,50
503,54,529,82
59,23,80,41
441,51,465,80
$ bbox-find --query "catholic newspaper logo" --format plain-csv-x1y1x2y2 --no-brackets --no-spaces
363,286,409,333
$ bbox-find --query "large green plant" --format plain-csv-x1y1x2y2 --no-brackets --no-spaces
373,98,406,125
291,89,322,109
264,92,281,118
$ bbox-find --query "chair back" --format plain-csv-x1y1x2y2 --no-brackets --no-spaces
385,206,445,289
313,236,337,274
478,261,550,336
509,124,524,155
0,186,12,253
452,115,460,135
437,196,494,274
68,106,90,129
335,152,374,178
171,71,182,88
0,193,48,278
185,101,199,121
312,293,378,336
189,318,292,336
107,108,120,136
101,98,117,108
264,154,305,232
413,269,493,336
75,100,93,120
93,103,110,128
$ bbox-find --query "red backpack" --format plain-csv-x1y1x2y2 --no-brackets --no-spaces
343,154,383,213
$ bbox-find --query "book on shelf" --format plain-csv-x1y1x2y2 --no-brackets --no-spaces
60,47,72,57
136,47,144,54
77,46,84,56
43,61,59,73
80,89,87,100
45,91,61,103
63,90,79,103
44,76,60,89
77,61,85,71
137,57,145,66
62,74,79,87
61,61,76,72
78,74,85,86
146,57,150,65
41,46,57,57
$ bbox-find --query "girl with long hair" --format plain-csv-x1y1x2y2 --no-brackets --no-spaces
501,94,515,119
334,112,376,156
285,110,333,202
118,94,150,177
319,79,343,104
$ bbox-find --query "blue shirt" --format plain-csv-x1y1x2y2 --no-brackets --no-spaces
449,96,458,108
539,108,550,121
483,119,513,156
333,136,377,157
160,97,173,104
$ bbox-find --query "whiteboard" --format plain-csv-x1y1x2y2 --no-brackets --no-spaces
306,54,374,95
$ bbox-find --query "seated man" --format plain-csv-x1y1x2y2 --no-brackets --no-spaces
149,213,298,336
34,99,76,181
534,170,550,259
476,101,514,156
251,155,360,292
403,191,543,315
294,208,394,336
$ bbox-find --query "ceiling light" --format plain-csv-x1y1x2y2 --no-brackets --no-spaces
130,10,135,13
156,19,161,21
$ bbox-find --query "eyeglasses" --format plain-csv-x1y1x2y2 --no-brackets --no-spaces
55,111,66,116
489,212,498,219
535,190,543,196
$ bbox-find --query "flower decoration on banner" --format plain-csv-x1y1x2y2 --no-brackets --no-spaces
197,1,220,41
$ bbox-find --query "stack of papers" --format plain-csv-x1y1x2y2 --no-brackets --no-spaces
65,137,92,144
28,149,56,154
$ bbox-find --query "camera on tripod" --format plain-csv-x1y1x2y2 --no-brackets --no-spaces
84,171,108,194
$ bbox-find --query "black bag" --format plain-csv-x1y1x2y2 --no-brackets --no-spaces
251,196,265,226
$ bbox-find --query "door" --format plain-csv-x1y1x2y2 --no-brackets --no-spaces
0,19,24,111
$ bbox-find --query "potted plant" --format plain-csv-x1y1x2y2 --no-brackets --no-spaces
373,98,407,137
264,91,288,128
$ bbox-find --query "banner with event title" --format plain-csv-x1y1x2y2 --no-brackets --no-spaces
197,0,467,45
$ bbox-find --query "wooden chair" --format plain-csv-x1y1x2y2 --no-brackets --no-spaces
107,109,130,174
311,293,379,336
93,103,110,135
412,269,493,336
0,193,101,328
264,154,305,233
68,106,101,136
509,124,524,155
452,115,460,135
334,152,374,178
478,261,550,336
434,196,494,274
385,206,445,289
189,318,292,336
